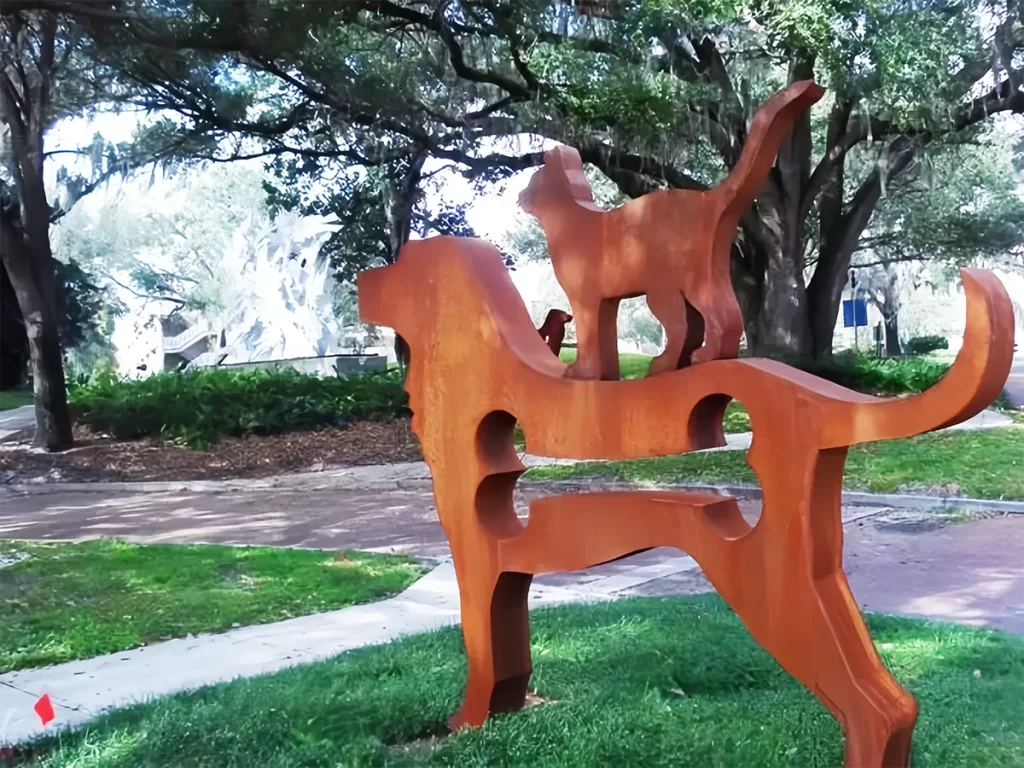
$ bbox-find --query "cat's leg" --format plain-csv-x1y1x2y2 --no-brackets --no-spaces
679,299,706,367
566,297,619,379
689,289,743,364
647,289,689,375
565,300,602,379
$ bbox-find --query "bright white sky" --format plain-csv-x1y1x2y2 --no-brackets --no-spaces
45,111,546,248
45,110,561,364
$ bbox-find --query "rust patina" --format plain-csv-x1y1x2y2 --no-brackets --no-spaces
358,82,1015,767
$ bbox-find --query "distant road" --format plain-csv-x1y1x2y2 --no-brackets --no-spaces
1005,354,1024,408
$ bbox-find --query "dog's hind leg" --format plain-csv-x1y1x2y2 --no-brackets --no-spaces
702,446,918,766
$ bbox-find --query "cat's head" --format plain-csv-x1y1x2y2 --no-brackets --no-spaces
519,145,594,216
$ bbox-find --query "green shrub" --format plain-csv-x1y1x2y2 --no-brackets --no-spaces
69,368,409,447
798,351,949,395
904,335,949,355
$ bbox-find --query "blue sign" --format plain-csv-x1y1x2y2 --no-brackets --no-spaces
842,299,868,328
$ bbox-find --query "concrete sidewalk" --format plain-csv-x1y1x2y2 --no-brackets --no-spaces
0,548,714,744
0,406,33,442
0,561,605,745
1005,355,1024,408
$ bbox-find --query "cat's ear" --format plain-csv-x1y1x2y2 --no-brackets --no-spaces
544,146,565,167
554,146,594,203
554,145,584,173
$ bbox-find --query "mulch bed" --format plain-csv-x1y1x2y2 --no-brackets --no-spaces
0,419,424,484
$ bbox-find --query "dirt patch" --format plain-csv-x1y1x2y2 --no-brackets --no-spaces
0,420,423,484
385,722,451,754
622,568,715,598
0,548,30,569
0,744,48,766
386,692,552,755
870,507,1002,533
0,570,39,599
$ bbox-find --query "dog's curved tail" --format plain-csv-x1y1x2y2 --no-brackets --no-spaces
821,269,1015,448
717,80,825,219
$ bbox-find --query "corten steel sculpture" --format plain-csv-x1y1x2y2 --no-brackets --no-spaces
360,241,1013,766
536,308,573,356
357,85,1015,768
519,80,825,379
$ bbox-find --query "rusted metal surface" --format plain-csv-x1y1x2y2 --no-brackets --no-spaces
519,80,824,379
357,88,1015,767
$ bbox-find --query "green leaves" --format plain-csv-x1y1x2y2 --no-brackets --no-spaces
798,350,950,395
68,368,410,448
904,335,948,356
855,134,1024,268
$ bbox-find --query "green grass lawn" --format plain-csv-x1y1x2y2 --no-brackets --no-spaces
0,540,424,673
25,595,1024,767
526,427,1024,500
550,351,751,437
0,388,32,411
558,348,652,379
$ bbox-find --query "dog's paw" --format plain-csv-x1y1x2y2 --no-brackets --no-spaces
689,346,716,365
565,360,599,380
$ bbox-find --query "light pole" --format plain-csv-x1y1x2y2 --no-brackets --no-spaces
850,268,859,352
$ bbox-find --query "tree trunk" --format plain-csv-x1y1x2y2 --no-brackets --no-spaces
1,262,31,389
0,216,73,450
737,201,814,361
749,264,813,359
1,11,72,450
884,314,901,357
385,151,428,375
806,249,850,361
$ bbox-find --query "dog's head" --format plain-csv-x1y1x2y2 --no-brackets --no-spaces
357,237,517,345
541,309,573,331
519,146,594,216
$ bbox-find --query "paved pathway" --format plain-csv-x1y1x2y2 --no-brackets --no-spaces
0,562,592,745
1,503,1021,745
1004,353,1024,408
0,405,1021,746
2,480,1021,634
0,406,33,441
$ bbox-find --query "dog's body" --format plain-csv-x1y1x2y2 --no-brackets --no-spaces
358,234,1014,766
519,81,824,379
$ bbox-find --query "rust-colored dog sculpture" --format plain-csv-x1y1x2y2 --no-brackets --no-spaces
536,308,572,356
360,234,1014,766
519,80,824,379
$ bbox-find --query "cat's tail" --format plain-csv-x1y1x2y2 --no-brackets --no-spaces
716,80,825,219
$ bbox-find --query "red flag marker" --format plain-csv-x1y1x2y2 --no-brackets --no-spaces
33,694,55,726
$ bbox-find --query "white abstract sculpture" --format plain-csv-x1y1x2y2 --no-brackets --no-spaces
217,213,342,363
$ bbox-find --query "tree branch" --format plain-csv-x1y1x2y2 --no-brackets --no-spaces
104,272,186,306
692,36,745,168
807,98,854,238
359,0,533,99
843,77,1024,152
